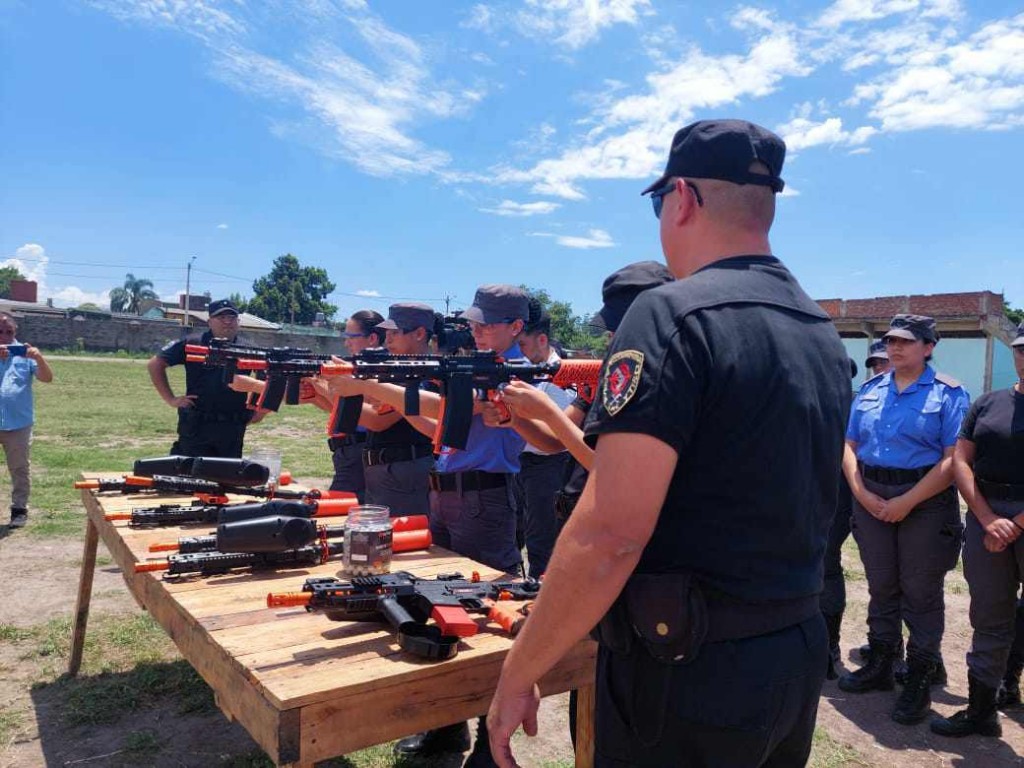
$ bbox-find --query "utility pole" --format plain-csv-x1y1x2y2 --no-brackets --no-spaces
444,294,453,316
183,255,197,330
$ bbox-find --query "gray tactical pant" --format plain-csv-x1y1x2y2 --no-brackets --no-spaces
430,481,522,574
965,498,1024,688
513,452,569,579
851,477,962,659
364,455,433,518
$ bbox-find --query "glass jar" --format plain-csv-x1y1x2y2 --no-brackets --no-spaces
343,505,393,576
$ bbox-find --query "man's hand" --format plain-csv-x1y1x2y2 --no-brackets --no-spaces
248,409,267,424
876,494,914,523
229,375,263,394
24,345,43,362
500,381,558,421
984,517,1020,548
480,399,513,428
985,533,1010,553
487,680,540,768
326,375,365,398
168,394,197,409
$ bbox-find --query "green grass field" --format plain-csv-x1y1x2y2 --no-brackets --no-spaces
3,358,864,767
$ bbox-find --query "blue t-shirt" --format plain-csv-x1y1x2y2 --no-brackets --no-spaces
0,341,39,431
434,344,527,474
846,365,969,469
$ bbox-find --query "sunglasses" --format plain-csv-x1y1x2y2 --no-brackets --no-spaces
651,178,704,219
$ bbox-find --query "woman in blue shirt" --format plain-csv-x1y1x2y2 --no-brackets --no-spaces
838,314,969,726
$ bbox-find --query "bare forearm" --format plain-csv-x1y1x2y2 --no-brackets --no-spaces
511,416,565,454
953,456,996,524
34,355,53,383
901,456,955,507
147,359,176,404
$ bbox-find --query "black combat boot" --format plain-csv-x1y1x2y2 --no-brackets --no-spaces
462,716,498,768
839,639,896,693
896,652,946,687
393,722,471,757
997,658,1023,709
8,507,27,529
824,612,843,681
892,654,936,725
930,674,1001,737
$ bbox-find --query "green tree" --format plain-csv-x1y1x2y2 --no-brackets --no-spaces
247,254,336,324
76,302,103,312
0,265,26,299
1005,301,1023,325
109,273,158,314
523,286,607,354
227,292,249,314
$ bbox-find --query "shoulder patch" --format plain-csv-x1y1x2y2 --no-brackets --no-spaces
601,350,644,416
934,372,962,389
160,340,178,353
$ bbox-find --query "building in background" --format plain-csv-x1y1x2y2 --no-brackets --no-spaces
819,291,1017,394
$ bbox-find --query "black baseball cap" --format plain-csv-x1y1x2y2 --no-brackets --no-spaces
591,261,676,332
641,119,786,196
208,299,239,317
884,314,939,344
461,285,529,325
1012,322,1024,347
865,340,889,366
377,302,435,332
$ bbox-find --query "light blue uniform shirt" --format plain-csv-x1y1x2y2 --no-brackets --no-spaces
435,343,528,474
0,340,39,431
846,365,969,469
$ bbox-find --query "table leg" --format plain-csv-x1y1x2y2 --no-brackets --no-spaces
68,516,100,676
574,683,595,768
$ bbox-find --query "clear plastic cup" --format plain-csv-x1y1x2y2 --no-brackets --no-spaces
248,447,282,488
343,505,393,576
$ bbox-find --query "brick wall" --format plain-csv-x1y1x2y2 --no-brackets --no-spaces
12,313,346,355
818,291,1004,321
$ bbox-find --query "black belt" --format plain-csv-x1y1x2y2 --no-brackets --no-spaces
704,593,820,643
363,443,434,468
429,470,507,493
327,433,367,451
861,463,934,485
978,479,1024,502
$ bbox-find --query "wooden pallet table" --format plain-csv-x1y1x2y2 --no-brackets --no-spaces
69,475,597,767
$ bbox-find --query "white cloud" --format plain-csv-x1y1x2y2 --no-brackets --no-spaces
50,286,113,309
478,200,561,217
2,243,118,308
780,186,801,197
89,1,479,178
848,147,872,154
847,14,1024,131
216,223,229,229
356,289,381,297
495,17,810,199
516,0,653,49
530,229,615,249
816,0,960,29
777,116,877,152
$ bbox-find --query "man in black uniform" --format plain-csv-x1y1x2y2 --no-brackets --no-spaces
147,299,261,458
487,119,850,767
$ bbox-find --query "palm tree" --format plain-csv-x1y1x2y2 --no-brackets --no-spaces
109,273,158,314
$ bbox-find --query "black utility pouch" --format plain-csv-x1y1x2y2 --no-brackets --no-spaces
623,572,707,665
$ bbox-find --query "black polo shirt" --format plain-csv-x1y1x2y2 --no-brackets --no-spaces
959,388,1024,485
158,330,250,415
584,256,850,603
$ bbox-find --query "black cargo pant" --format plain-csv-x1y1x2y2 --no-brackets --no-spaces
821,475,853,617
964,498,1024,688
513,451,569,579
170,409,248,458
329,438,366,503
595,615,827,767
851,478,962,659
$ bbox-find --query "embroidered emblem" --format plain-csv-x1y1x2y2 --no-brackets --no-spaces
602,350,644,416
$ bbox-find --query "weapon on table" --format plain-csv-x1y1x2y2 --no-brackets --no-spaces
131,456,288,488
148,513,429,554
76,473,311,507
105,496,357,528
135,528,433,578
267,571,540,660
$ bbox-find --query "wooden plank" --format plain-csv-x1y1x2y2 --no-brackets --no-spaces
293,641,595,763
574,683,596,768
68,512,100,676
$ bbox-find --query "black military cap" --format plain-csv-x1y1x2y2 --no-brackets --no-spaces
461,285,529,325
865,340,889,366
377,302,435,332
207,298,239,317
641,119,786,196
591,261,676,332
1013,322,1024,347
884,314,939,344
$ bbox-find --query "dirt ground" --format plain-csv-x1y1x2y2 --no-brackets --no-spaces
3,517,1024,767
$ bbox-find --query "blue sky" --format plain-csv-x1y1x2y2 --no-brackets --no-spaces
2,0,1022,321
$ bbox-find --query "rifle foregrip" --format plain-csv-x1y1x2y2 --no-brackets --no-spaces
486,600,528,635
